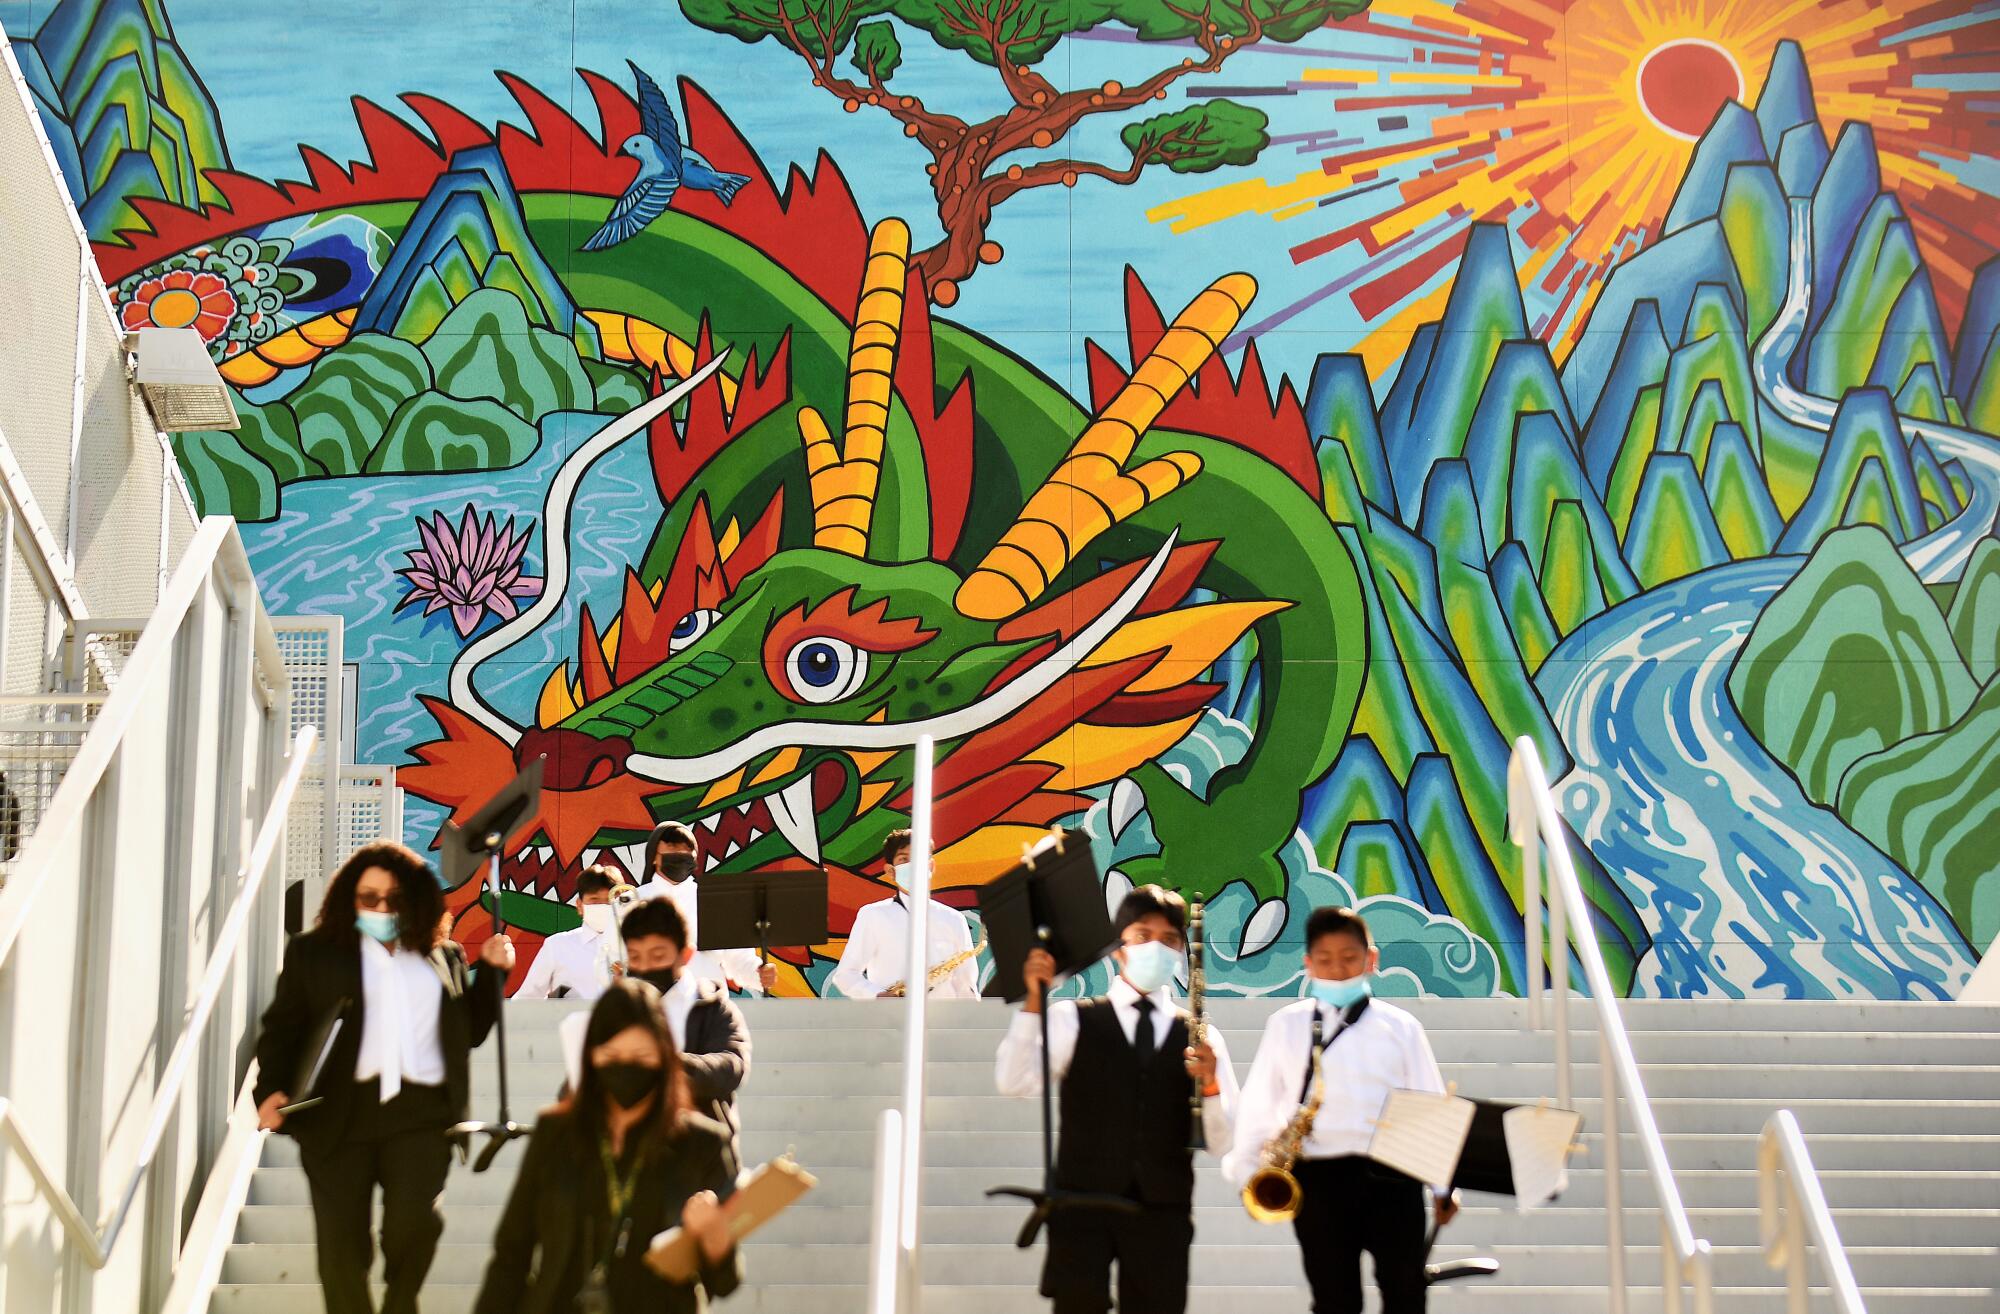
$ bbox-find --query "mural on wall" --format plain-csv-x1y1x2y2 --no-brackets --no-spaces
9,0,1999,999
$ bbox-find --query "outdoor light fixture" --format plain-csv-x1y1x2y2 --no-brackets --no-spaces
127,327,240,431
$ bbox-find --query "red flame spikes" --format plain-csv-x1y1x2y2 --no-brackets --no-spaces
612,569,669,688
655,499,723,648
1087,268,1321,502
576,602,615,702
890,263,977,561
721,488,787,592
730,329,796,439
93,73,873,307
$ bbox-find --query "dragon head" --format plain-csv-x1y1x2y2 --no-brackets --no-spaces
403,219,1287,980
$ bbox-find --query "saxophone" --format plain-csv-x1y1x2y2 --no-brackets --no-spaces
1242,1045,1324,1223
881,930,987,998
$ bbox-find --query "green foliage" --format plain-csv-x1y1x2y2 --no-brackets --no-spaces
171,430,277,521
584,359,648,414
680,0,1373,68
851,20,903,80
1121,101,1268,173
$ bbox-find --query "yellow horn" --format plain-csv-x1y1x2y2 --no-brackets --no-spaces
955,273,1255,621
804,218,911,556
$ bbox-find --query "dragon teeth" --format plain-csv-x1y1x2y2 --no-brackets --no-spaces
764,774,821,865
616,843,647,874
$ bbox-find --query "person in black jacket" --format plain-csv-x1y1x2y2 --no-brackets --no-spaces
475,979,743,1314
559,897,751,1151
253,841,514,1314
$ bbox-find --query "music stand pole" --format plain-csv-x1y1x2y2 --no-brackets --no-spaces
487,838,511,1130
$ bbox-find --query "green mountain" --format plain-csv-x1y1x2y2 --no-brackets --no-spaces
12,0,232,240
1948,538,2000,684
1729,526,1978,806
1838,677,2000,950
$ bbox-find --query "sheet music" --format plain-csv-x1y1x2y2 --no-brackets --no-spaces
1367,1089,1475,1188
1502,1104,1581,1208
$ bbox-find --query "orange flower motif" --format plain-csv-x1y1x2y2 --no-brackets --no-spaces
119,270,236,341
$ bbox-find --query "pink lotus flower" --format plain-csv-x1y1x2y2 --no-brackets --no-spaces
396,507,544,637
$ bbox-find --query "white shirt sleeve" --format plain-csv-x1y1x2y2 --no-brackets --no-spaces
513,937,559,1000
829,907,880,999
1404,1019,1447,1096
1221,1010,1298,1186
994,999,1080,1097
559,1011,588,1092
1199,1023,1239,1157
723,946,767,995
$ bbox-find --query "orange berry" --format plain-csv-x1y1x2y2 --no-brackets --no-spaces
1104,80,1122,95
933,280,959,306
978,242,1003,264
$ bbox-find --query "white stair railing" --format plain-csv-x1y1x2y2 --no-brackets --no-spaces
868,733,936,1314
1509,736,1716,1314
1760,1110,1867,1313
0,517,304,1310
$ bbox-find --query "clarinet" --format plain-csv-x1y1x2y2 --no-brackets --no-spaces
1187,899,1207,1150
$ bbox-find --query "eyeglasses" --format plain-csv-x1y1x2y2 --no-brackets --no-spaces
355,892,401,912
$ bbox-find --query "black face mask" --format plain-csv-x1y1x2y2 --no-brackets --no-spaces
597,1062,660,1110
655,853,695,883
633,967,680,995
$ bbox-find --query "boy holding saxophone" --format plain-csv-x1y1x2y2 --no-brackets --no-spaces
1223,905,1458,1313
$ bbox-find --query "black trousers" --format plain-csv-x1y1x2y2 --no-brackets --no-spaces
1292,1156,1428,1314
299,1082,453,1314
1041,1199,1193,1313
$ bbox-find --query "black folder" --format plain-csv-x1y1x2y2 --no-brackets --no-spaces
277,996,349,1115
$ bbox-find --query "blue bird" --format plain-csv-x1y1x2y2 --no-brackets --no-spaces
581,61,751,252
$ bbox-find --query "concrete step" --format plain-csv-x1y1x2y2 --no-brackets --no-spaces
206,1283,2000,1313
252,1129,2000,1173
242,1161,2000,1211
468,1024,2000,1067
234,1202,2000,1250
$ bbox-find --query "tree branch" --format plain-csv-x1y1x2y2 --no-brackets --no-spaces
758,1,969,154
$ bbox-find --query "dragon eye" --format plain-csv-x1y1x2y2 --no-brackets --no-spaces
784,637,868,704
669,609,721,652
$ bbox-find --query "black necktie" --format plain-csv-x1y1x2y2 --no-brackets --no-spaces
1133,996,1157,1068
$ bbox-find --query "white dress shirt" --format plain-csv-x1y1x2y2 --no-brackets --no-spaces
829,896,980,999
1221,997,1447,1188
355,938,446,1099
513,924,612,1001
632,875,766,995
559,972,700,1091
994,975,1237,1155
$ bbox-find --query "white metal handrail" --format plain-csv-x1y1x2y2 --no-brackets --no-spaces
1509,736,1716,1314
0,721,314,1266
868,733,937,1314
1760,1110,1867,1313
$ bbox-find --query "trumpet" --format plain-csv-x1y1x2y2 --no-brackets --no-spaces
1242,1045,1323,1223
881,930,987,998
1187,899,1207,1150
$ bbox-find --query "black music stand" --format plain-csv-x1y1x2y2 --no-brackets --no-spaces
442,757,543,1171
696,868,829,984
978,828,1135,1248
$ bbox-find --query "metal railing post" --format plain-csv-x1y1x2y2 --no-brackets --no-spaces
1601,1032,1626,1314
1759,1111,1864,1314
866,1108,905,1314
896,734,936,1313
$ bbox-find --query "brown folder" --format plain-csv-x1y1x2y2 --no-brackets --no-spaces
644,1155,818,1281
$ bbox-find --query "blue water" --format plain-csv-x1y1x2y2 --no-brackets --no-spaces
239,410,661,838
1536,558,1977,1000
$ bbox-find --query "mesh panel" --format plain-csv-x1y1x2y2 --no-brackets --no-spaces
0,85,83,558
2,546,53,696
0,712,87,876
276,625,333,762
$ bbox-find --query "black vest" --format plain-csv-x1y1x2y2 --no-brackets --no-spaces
1053,997,1197,1206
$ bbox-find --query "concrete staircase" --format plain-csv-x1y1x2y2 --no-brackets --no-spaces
212,998,2000,1311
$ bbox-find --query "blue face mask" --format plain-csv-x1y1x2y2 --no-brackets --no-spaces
1307,974,1372,1010
1121,940,1180,994
356,909,401,945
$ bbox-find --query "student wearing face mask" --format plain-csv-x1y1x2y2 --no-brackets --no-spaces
474,979,742,1314
1222,905,1455,1314
828,828,981,999
994,885,1239,1314
560,898,751,1153
515,866,623,1001
252,842,516,1314
632,820,777,994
